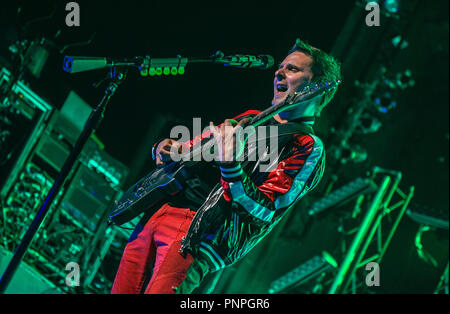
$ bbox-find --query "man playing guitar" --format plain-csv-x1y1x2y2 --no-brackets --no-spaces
111,38,342,294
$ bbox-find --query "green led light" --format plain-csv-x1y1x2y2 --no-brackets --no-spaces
171,67,177,75
178,66,185,75
156,67,162,76
149,67,156,76
163,67,170,75
140,68,148,76
392,35,402,47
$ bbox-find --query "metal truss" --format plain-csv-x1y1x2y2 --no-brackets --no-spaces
329,167,414,294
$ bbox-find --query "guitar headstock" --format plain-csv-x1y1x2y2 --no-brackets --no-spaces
285,80,341,105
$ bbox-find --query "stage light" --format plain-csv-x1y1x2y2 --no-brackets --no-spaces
384,0,400,13
373,91,397,113
369,76,397,113
395,69,415,90
369,68,414,113
392,35,409,49
341,144,367,164
308,177,376,216
329,142,368,164
355,113,383,134
268,255,333,293
359,0,401,18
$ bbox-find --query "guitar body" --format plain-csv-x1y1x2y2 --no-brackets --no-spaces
109,161,196,225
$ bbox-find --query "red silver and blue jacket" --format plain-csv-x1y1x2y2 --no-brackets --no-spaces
156,110,326,272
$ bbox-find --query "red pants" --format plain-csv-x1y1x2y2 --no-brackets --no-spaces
111,203,197,294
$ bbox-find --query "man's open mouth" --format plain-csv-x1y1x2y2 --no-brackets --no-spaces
276,84,288,92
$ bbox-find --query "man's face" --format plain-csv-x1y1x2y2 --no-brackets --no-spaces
272,51,314,106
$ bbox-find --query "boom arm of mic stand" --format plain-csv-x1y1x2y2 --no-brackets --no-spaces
0,67,126,294
62,53,226,75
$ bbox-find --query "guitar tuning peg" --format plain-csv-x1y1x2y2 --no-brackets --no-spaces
285,94,292,103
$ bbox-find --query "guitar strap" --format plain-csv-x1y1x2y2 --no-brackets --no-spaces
273,120,315,136
244,120,315,143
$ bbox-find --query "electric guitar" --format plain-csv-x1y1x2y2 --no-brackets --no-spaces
108,80,340,225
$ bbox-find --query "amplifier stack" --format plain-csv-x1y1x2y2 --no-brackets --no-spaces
0,66,129,293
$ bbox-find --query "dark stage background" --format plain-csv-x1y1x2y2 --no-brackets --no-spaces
0,0,448,294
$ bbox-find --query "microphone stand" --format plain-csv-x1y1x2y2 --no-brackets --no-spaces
0,66,126,293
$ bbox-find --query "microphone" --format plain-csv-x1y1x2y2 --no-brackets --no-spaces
216,53,274,69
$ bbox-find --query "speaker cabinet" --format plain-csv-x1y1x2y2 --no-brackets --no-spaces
0,247,61,294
